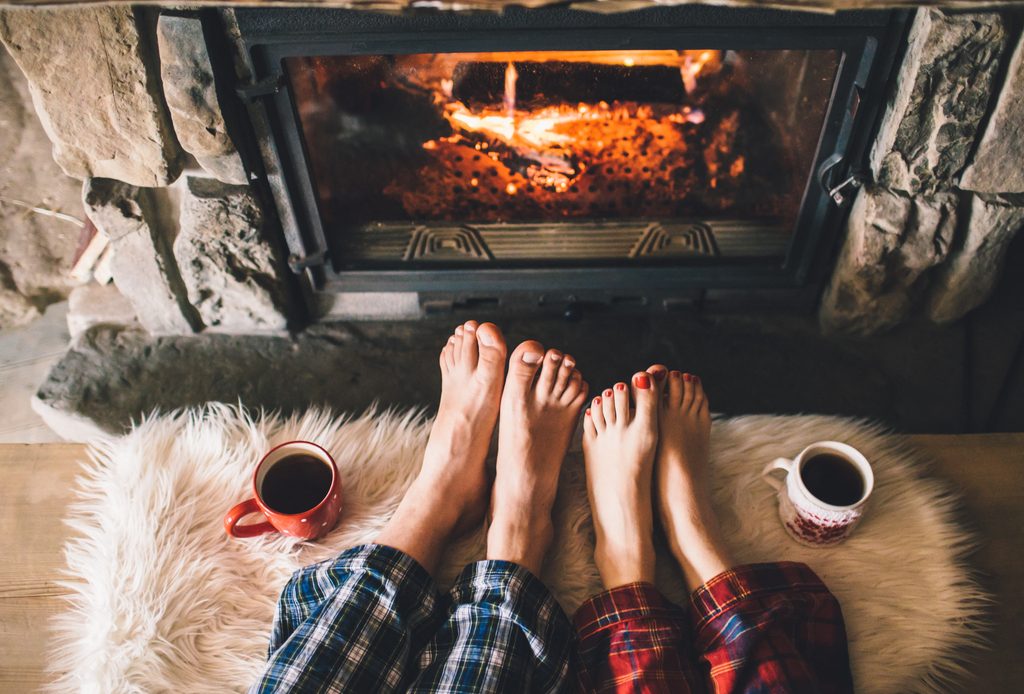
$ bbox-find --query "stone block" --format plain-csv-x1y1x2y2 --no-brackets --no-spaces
157,15,246,185
870,9,1006,196
926,195,1024,324
83,179,202,335
820,186,957,335
0,7,183,187
66,282,139,339
175,177,291,332
961,36,1024,193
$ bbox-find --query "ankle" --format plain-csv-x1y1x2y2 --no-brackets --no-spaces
595,538,656,589
486,512,553,575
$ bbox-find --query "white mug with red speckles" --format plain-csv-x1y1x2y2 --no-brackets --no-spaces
762,441,874,547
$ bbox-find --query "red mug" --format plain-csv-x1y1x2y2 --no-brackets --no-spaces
224,440,342,540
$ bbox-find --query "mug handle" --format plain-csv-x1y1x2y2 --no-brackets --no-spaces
224,498,275,538
762,458,793,492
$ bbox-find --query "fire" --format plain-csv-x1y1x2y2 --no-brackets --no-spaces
416,50,727,193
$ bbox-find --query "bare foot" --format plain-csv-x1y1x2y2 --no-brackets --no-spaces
375,321,506,575
582,373,659,589
648,366,733,590
487,342,588,576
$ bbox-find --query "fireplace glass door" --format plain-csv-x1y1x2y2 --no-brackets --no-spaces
285,48,840,269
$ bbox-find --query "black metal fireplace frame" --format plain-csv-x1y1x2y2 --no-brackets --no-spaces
231,6,908,305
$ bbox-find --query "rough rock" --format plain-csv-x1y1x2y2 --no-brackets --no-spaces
961,36,1024,193
0,50,82,329
174,177,291,332
157,15,246,185
926,195,1024,324
820,186,958,335
869,9,1006,196
0,7,183,187
66,281,139,338
83,179,202,335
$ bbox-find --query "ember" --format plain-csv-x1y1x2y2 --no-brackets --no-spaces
286,47,840,258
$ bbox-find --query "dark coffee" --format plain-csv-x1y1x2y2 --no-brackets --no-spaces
799,454,864,507
261,454,333,514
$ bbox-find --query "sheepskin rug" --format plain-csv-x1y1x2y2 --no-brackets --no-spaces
51,404,987,693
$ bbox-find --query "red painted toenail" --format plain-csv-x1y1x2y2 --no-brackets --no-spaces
585,409,591,416
604,389,613,397
694,375,701,384
652,370,666,382
636,374,650,389
683,373,691,382
671,370,682,379
594,397,602,405
615,383,626,391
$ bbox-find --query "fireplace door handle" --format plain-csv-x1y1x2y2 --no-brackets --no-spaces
817,153,867,208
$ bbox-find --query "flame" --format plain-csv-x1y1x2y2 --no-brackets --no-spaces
504,62,518,118
416,50,730,193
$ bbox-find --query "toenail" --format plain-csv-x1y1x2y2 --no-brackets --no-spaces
683,373,691,382
585,409,591,416
694,375,701,383
636,374,651,389
671,370,682,379
594,397,601,405
652,370,667,382
522,351,543,364
464,323,476,332
615,383,625,391
603,389,612,397
565,358,575,368
479,330,495,346
549,352,562,361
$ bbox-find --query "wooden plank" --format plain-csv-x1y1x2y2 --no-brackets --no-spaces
0,444,86,691
0,437,1021,691
907,434,1024,692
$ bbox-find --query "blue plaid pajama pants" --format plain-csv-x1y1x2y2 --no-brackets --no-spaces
249,543,572,693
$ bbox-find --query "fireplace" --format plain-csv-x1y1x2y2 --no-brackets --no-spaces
232,7,907,310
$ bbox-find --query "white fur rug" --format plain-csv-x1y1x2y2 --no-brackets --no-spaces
51,404,987,693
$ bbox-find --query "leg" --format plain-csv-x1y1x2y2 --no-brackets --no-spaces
649,366,854,694
409,341,588,693
250,321,506,693
574,373,705,693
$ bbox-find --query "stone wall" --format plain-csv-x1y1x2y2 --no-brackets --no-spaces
821,9,1024,335
0,6,295,335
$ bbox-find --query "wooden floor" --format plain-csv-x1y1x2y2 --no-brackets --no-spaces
1,436,1022,691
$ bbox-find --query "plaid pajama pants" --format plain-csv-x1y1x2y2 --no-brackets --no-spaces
250,545,852,693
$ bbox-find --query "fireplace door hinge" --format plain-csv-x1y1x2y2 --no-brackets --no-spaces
236,75,284,102
288,249,327,273
817,153,868,208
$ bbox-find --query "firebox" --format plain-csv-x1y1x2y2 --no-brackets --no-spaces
231,7,907,313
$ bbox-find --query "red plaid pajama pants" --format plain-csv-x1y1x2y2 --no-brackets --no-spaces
574,561,854,693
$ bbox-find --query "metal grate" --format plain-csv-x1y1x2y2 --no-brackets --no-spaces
336,219,790,266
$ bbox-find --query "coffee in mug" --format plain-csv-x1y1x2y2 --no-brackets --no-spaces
224,441,343,541
762,441,873,547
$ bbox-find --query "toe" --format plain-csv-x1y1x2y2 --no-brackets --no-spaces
646,363,668,400
601,388,616,424
444,337,457,370
506,340,545,392
537,349,563,395
667,370,684,406
560,369,583,404
682,373,695,411
460,320,479,365
553,354,575,398
631,371,656,424
440,344,451,373
476,322,507,368
452,325,464,360
590,395,606,432
583,407,597,438
692,375,707,411
613,382,630,423
572,380,590,411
